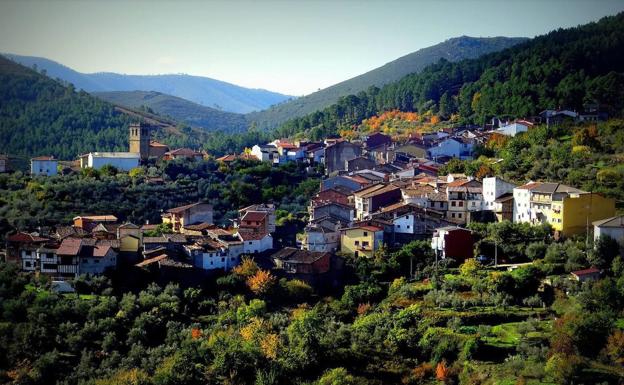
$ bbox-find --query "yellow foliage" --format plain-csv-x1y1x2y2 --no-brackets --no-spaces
430,115,441,125
233,256,259,277
246,269,277,295
260,333,280,359
240,317,264,341
94,368,150,385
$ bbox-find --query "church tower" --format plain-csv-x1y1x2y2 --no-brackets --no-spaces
129,122,150,161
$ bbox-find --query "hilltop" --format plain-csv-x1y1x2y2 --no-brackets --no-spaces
3,53,293,114
93,90,248,132
247,36,527,129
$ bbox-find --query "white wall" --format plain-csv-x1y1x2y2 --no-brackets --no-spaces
513,187,532,223
31,160,58,176
88,154,139,171
243,235,273,254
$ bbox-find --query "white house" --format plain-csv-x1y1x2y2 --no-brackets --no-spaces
79,244,117,275
496,122,530,137
31,156,58,176
427,138,474,160
304,223,340,253
240,232,273,254
184,239,241,271
593,216,624,248
251,144,281,164
80,152,140,171
513,182,538,223
482,177,517,211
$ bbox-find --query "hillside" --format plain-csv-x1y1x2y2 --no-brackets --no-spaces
275,13,624,141
93,90,248,132
0,55,202,161
247,36,527,129
3,53,293,114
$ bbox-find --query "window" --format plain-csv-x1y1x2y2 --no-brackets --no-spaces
471,202,475,206
459,201,464,207
363,231,368,236
451,201,456,207
354,241,360,246
458,213,462,218
221,258,225,262
397,225,401,228
25,261,31,267
407,225,410,229
249,241,252,245
362,241,369,247
451,213,456,218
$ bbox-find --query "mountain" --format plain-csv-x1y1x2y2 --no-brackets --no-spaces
247,36,528,129
0,54,203,161
274,13,624,141
93,90,248,132
2,53,293,114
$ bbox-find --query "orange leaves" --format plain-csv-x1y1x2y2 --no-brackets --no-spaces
430,115,441,125
486,132,510,150
246,269,277,296
191,328,202,340
435,360,449,381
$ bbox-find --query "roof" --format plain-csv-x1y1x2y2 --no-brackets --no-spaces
516,182,542,190
6,232,49,243
136,254,168,267
92,244,112,257
166,148,201,156
57,238,82,256
73,215,118,222
118,222,140,229
341,225,383,233
149,141,169,148
571,267,600,276
494,192,514,203
353,183,399,199
241,211,268,222
435,226,471,233
271,247,330,264
238,232,271,241
31,156,56,161
593,215,624,228
167,202,212,214
447,179,471,187
183,222,216,231
530,182,583,194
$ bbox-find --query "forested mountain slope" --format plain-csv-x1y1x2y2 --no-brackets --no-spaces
3,53,293,114
93,91,248,132
247,36,527,129
274,13,624,140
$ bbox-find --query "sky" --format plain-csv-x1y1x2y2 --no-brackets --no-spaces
0,0,623,96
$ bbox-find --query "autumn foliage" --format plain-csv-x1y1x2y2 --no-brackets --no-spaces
190,328,202,340
233,256,259,277
246,269,277,295
435,360,449,381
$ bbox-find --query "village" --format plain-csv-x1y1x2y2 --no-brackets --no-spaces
2,107,622,291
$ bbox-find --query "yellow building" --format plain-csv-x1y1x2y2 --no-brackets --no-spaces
549,192,615,238
340,225,384,258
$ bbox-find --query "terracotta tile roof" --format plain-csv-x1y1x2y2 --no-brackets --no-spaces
271,247,330,264
136,254,168,267
73,215,118,222
166,148,201,156
447,179,471,187
516,182,541,190
92,244,112,257
57,238,82,256
167,202,212,214
31,156,55,161
6,232,49,243
238,232,270,241
241,211,268,222
149,141,169,148
571,267,600,276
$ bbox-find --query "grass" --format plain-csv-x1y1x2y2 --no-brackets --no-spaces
482,320,551,348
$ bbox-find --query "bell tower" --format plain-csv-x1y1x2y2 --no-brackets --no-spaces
129,122,150,160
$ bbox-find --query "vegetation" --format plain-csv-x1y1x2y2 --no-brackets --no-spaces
247,36,526,129
0,158,320,241
272,13,624,140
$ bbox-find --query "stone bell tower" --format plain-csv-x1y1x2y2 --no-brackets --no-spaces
129,122,150,161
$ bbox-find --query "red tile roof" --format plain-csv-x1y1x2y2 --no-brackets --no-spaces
31,156,55,161
92,244,112,257
6,232,48,243
57,238,82,256
571,267,600,276
516,182,541,190
238,232,270,241
241,211,268,222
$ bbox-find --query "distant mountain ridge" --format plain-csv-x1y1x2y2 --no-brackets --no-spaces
93,90,248,132
247,36,528,129
2,53,293,114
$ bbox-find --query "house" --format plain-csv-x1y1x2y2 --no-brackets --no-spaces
237,211,270,236
143,233,188,253
353,183,402,220
431,226,473,262
148,141,170,158
163,148,203,161
371,202,450,244
303,222,340,253
394,144,428,159
593,216,624,251
55,238,82,278
239,232,273,254
184,238,241,271
311,202,355,224
310,186,352,207
340,225,385,258
271,140,304,161
73,215,118,232
38,243,60,275
321,175,369,192
31,156,58,176
513,182,615,237
0,154,8,173
324,141,362,174
79,242,118,275
446,179,483,224
251,144,281,164
495,121,530,137
271,247,331,275
162,202,213,232
482,177,517,221
540,109,578,127
238,204,276,233
427,137,474,161
346,156,376,172
79,152,140,171
401,183,449,212
365,132,392,149
301,142,325,163
5,231,49,264
571,267,601,282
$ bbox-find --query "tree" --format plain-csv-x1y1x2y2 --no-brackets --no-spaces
233,256,260,277
246,270,277,296
589,235,621,269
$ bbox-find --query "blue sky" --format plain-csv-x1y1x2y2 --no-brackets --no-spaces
1,0,623,95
